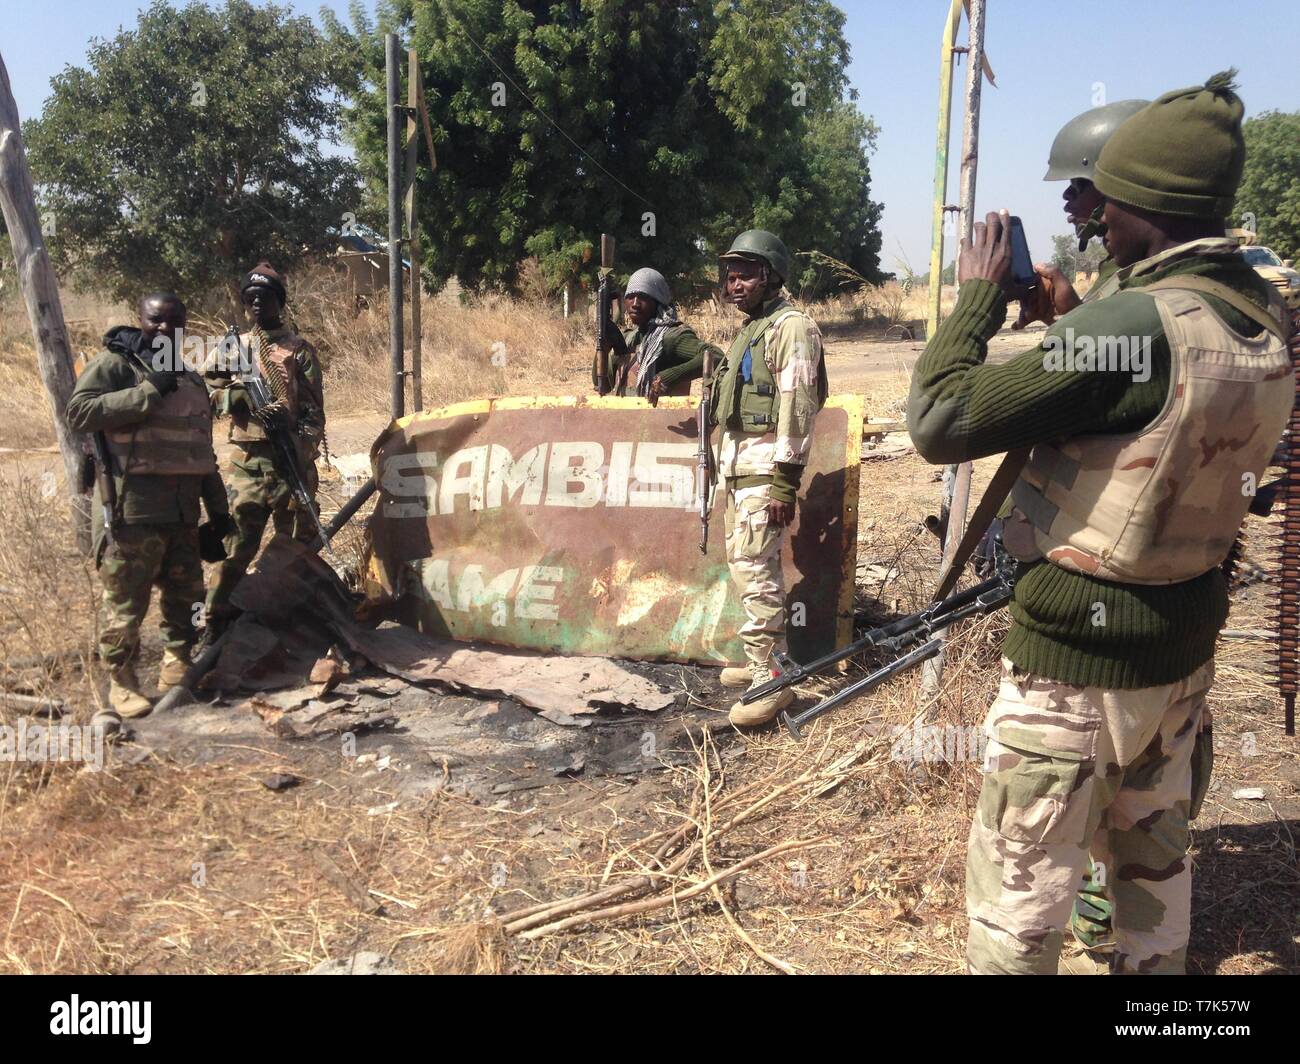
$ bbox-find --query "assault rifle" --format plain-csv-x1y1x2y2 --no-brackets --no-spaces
697,348,716,553
741,561,1017,739
225,325,339,565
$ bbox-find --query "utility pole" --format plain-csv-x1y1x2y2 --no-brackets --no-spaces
0,50,90,553
922,0,989,698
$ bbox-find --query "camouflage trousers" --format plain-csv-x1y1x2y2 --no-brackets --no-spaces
966,657,1214,975
96,522,205,667
724,480,787,669
206,445,319,616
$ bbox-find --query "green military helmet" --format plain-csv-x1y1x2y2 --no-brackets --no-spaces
719,229,791,284
1044,99,1149,181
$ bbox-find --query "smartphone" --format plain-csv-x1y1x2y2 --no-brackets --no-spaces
1007,215,1037,290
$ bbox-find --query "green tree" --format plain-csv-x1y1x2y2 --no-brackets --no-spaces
1050,233,1106,281
329,0,884,297
1233,110,1300,262
24,0,361,310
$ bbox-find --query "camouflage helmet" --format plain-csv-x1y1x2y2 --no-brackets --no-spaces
1044,99,1149,181
719,229,791,284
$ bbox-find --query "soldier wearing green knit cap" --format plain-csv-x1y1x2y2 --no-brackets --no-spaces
908,72,1293,975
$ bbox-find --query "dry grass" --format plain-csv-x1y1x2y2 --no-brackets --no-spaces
0,279,1294,975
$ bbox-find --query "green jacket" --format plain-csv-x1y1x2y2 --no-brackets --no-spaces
599,321,714,396
66,328,229,527
907,238,1277,689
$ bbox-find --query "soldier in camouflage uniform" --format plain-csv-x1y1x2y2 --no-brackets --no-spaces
908,73,1292,974
66,294,233,724
204,264,325,631
709,231,827,727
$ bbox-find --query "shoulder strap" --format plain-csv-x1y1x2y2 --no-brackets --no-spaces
932,447,1032,602
1143,275,1288,343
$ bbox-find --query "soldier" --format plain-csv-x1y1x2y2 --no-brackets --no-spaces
66,293,233,725
204,263,325,633
710,231,827,726
595,267,719,403
1013,98,1148,329
907,73,1293,974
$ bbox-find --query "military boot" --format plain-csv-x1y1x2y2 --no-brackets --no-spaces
108,663,153,718
729,668,793,727
719,664,754,689
158,646,192,688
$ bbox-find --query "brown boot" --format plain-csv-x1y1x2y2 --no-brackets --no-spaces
158,646,192,688
728,670,794,727
109,663,153,718
719,665,753,689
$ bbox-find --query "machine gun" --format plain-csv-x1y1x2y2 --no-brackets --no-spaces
741,561,1017,739
225,324,339,565
697,348,716,553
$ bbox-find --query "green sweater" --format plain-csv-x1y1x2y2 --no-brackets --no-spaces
907,242,1276,689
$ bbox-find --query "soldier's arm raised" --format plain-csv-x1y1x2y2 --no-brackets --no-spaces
907,281,1171,464
65,354,164,433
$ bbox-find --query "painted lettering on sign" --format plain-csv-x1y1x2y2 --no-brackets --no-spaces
381,441,695,517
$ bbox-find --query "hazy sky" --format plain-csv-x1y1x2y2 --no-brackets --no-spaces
5,1,1298,272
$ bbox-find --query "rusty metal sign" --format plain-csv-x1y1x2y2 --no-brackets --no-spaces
364,395,861,666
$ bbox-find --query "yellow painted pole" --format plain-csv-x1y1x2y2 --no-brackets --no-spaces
926,0,963,341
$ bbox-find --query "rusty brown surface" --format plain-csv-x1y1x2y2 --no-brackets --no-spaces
363,395,861,667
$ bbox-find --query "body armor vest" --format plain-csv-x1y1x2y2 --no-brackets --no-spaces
105,372,218,476
1004,282,1293,584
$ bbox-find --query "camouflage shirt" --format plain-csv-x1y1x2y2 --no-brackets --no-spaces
207,323,325,447
716,297,825,500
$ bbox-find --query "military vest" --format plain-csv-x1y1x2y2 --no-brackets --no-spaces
1004,280,1293,584
715,302,822,433
104,371,218,477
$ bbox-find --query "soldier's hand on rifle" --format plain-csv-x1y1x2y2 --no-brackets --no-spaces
766,499,796,528
648,375,668,407
959,210,1013,294
1012,263,1080,329
257,398,290,429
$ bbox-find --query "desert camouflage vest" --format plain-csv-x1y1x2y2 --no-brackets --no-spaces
1004,281,1293,584
229,332,305,444
105,371,218,477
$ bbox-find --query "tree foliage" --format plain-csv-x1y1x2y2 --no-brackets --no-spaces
1233,110,1300,263
1050,233,1107,281
330,0,884,297
24,0,361,309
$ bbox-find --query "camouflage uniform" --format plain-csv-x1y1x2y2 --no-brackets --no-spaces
713,296,827,670
66,327,227,672
968,658,1215,974
205,323,325,617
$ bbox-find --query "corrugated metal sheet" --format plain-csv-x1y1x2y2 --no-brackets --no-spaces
365,395,861,666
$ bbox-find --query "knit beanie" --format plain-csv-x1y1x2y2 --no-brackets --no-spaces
1093,70,1245,219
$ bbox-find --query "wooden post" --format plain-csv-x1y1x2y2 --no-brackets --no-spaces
922,0,986,699
386,33,404,419
0,51,90,553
